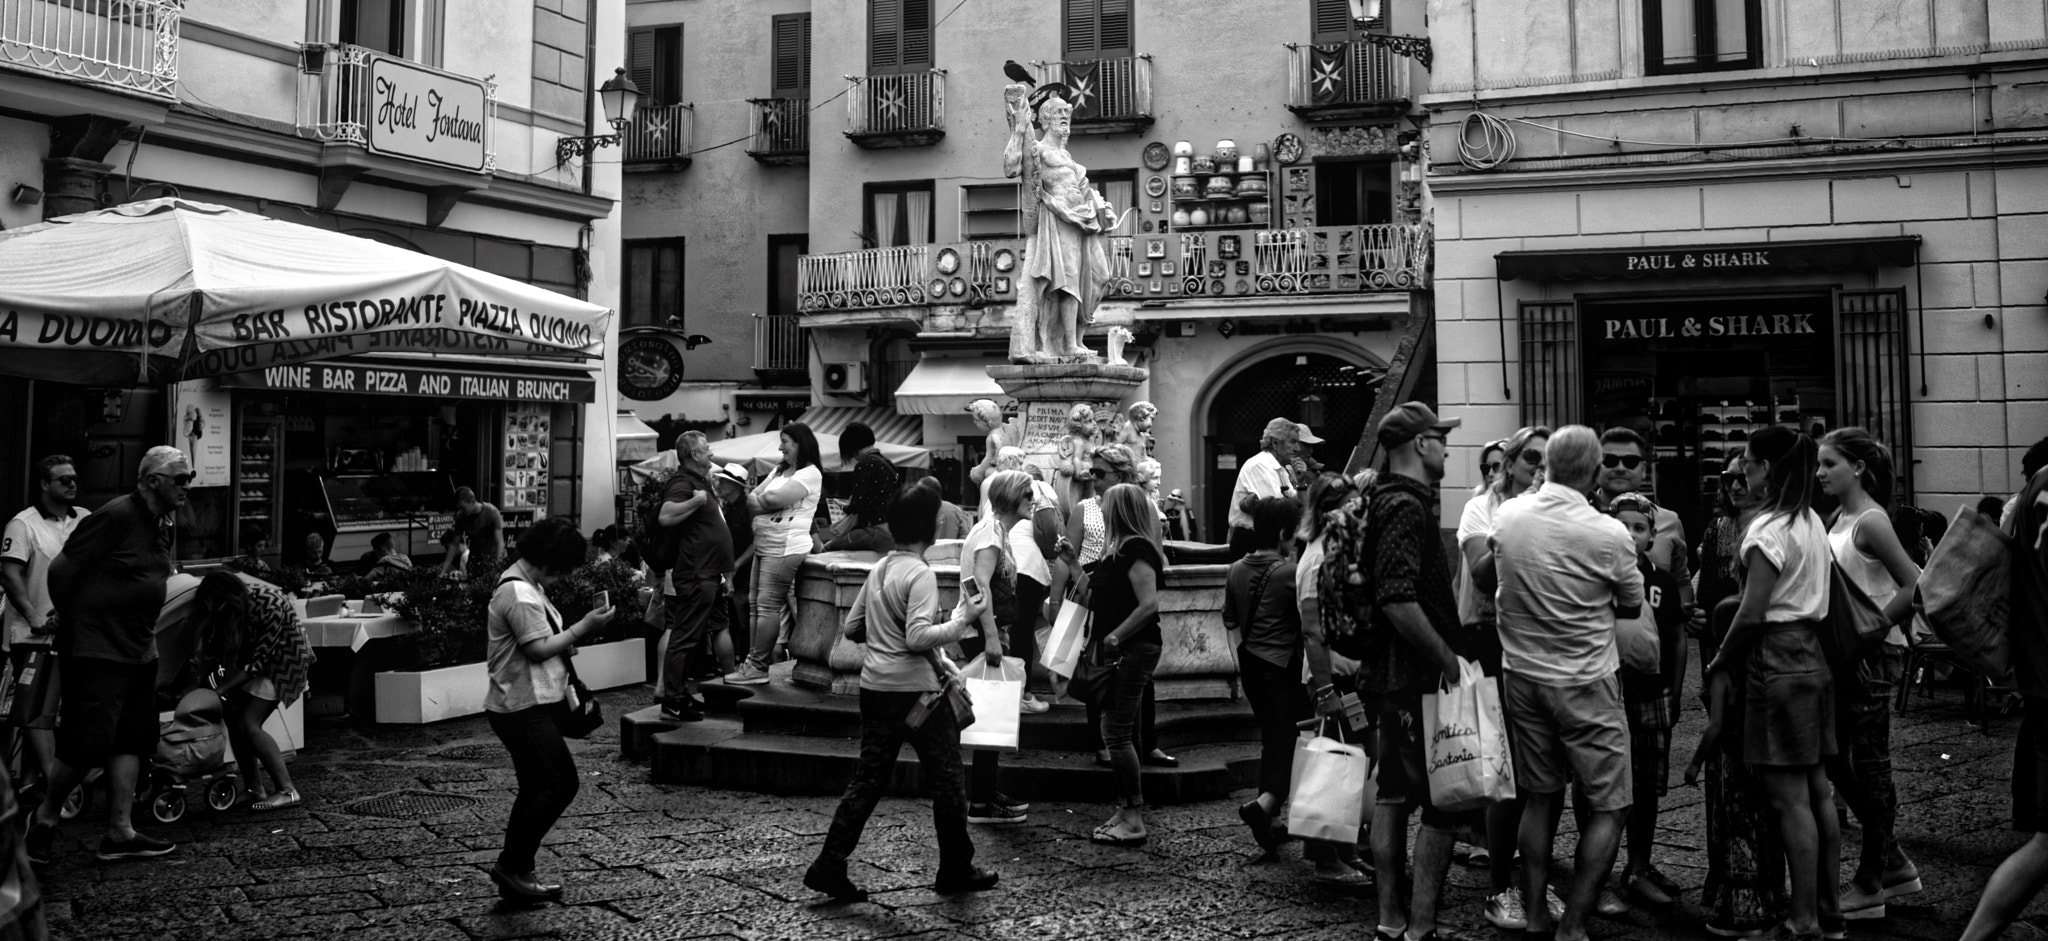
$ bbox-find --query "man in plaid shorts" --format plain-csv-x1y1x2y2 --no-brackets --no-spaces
1596,492,1687,915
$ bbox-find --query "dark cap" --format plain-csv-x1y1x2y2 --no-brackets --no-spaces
1377,401,1460,445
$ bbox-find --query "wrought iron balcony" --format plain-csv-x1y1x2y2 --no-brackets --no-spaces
844,69,944,149
1031,55,1152,134
622,102,694,170
0,0,180,99
747,97,808,165
753,312,808,374
796,223,1429,321
296,43,496,173
1285,38,1412,120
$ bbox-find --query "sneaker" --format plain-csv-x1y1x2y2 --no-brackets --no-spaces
24,820,54,865
967,802,1026,825
95,832,175,861
1820,915,1848,940
1466,845,1492,868
1483,888,1527,930
992,792,1029,813
1545,886,1567,921
1596,886,1630,917
1019,694,1051,715
1629,869,1674,906
1880,859,1922,898
722,663,770,686
1704,924,1765,939
1838,882,1886,920
660,699,705,722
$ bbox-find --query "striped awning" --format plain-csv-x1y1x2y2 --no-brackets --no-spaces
797,406,922,446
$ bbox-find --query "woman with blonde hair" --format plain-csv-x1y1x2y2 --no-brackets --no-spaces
1059,443,1176,768
1087,483,1166,847
958,470,1034,823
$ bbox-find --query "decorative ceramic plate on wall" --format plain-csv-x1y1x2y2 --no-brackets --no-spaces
1142,141,1171,170
1273,132,1305,165
1145,175,1167,197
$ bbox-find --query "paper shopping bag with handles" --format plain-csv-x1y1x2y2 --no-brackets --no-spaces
1286,718,1370,844
957,656,1025,753
1041,591,1091,678
1422,657,1515,813
1918,505,2015,685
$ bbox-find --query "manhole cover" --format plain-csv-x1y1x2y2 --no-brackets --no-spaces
433,743,501,761
342,790,479,819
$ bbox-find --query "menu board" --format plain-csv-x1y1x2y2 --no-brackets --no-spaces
503,404,551,512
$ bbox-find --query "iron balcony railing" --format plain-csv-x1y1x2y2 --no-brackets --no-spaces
845,69,944,137
0,0,180,98
296,43,497,171
623,102,693,164
796,223,1430,312
753,312,808,372
1032,55,1152,123
747,97,808,157
1285,38,1410,110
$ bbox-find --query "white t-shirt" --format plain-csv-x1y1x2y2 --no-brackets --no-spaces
1829,507,1903,645
1008,518,1050,585
1228,451,1294,531
1742,509,1832,624
1,506,87,648
751,465,823,557
1455,490,1506,627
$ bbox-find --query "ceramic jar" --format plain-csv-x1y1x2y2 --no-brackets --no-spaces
1248,202,1270,224
1237,174,1268,196
1215,139,1238,163
1190,155,1216,174
1171,175,1200,198
1227,206,1249,225
1237,156,1256,173
1204,174,1236,198
1189,206,1210,226
1173,155,1193,175
1172,140,1195,158
1171,207,1190,227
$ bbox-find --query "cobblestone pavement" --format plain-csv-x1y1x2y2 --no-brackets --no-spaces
33,669,2048,941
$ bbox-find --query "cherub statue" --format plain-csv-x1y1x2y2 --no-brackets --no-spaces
1105,325,1134,366
966,397,1021,488
1119,401,1157,456
1055,403,1100,509
1003,84,1115,364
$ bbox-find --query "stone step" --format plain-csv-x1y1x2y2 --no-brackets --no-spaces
648,723,1262,805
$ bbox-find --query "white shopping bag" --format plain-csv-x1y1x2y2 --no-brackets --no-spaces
1286,719,1370,844
1422,657,1516,813
1041,593,1091,678
957,656,1025,753
1616,609,1660,675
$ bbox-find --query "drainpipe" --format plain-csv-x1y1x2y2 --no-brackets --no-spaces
582,0,598,195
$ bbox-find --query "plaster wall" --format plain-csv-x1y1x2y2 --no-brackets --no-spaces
0,117,49,231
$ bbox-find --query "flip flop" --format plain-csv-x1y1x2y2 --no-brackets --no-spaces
1089,822,1147,847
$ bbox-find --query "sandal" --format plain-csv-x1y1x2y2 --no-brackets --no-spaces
1089,822,1147,847
253,789,302,811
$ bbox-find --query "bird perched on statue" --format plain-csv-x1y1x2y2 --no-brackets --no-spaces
1003,60,1035,86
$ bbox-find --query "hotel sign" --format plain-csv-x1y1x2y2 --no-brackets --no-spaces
366,53,490,172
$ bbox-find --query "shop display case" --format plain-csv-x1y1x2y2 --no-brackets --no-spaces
234,413,282,556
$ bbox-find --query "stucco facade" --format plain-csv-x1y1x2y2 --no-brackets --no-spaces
1424,0,2048,527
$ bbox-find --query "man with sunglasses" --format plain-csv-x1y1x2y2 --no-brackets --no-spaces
26,446,190,865
1,456,89,794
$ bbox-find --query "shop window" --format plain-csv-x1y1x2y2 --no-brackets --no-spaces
1643,0,1760,75
1312,0,1384,41
869,0,933,75
1314,159,1393,227
629,25,684,107
623,238,684,330
772,13,812,98
1063,0,1133,60
1517,301,1582,431
864,181,934,247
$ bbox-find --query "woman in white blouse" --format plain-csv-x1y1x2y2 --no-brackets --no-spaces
724,423,824,686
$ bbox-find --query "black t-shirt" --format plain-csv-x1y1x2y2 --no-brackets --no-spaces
665,468,734,579
1086,536,1165,648
1621,560,1685,698
51,492,172,664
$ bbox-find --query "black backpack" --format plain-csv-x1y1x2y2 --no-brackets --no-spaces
633,468,680,572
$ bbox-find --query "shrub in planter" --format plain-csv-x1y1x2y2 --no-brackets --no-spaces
546,559,651,646
384,567,493,671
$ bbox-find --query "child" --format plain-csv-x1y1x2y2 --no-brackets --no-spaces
1600,492,1687,914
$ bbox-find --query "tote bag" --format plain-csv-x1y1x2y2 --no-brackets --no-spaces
1042,591,1091,678
1286,719,1370,844
1422,657,1515,812
1918,506,2015,685
958,656,1025,753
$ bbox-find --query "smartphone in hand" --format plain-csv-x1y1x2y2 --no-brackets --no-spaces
598,590,610,610
959,576,982,602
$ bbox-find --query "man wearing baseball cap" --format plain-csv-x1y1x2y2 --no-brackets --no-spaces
1349,402,1472,941
1289,423,1327,493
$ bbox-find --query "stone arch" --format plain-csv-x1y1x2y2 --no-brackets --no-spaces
1186,337,1385,534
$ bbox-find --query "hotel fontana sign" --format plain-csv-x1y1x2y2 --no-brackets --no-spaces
366,52,490,172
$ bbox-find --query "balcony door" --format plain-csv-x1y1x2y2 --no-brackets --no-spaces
1314,158,1393,226
341,0,406,55
1063,0,1132,60
864,181,934,248
630,26,684,107
771,13,812,98
1312,0,1383,38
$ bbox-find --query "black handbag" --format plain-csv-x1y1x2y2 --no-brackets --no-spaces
1066,641,1122,710
906,652,975,731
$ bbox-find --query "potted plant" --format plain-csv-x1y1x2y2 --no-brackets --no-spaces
546,559,651,691
374,567,495,723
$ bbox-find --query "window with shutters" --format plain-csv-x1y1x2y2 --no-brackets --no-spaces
865,181,935,248
1063,0,1132,59
771,13,811,98
959,184,1022,240
629,25,684,107
1644,0,1761,75
869,0,933,74
1312,0,1384,41
623,238,684,330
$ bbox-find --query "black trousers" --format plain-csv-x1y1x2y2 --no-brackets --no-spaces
820,689,975,871
487,701,580,873
1239,650,1310,799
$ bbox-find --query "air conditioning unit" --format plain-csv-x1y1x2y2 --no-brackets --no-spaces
822,361,868,394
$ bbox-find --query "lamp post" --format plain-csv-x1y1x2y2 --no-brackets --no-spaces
556,68,643,164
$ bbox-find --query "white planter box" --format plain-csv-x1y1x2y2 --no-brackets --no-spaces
574,638,647,691
374,661,489,724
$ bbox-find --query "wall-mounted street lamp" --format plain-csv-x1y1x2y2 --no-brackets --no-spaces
556,68,642,164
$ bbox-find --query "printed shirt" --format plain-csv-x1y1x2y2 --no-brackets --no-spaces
1492,481,1645,688
1,505,87,648
844,449,897,527
1361,473,1463,695
51,492,171,664
1228,451,1294,531
485,577,569,713
2009,468,2048,698
751,465,822,557
237,575,315,706
1619,561,1684,699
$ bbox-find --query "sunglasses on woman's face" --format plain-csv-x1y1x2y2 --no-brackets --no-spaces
1517,450,1544,467
1601,454,1644,470
1089,467,1110,479
1480,462,1501,475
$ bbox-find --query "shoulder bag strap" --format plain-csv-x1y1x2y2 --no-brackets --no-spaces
500,572,581,686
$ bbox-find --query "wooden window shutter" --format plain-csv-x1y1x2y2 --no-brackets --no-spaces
1834,287,1914,499
869,0,902,72
628,28,658,104
1312,0,1357,42
1064,0,1098,56
901,0,932,67
1518,301,1582,430
1065,0,1132,59
1098,0,1132,57
772,13,811,97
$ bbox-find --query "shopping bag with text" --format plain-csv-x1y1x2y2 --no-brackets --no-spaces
1422,657,1515,812
957,656,1024,753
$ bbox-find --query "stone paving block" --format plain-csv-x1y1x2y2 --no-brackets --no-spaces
608,874,779,918
225,890,384,920
367,865,498,906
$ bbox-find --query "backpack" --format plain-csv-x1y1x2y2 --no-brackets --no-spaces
633,467,680,573
1316,505,1377,660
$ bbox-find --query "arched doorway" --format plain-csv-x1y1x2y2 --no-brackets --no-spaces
1198,344,1382,533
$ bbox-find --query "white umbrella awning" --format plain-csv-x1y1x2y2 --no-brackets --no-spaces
890,357,1007,415
0,198,612,383
629,432,931,482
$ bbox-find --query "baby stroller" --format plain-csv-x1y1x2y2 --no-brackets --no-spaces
142,686,241,824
